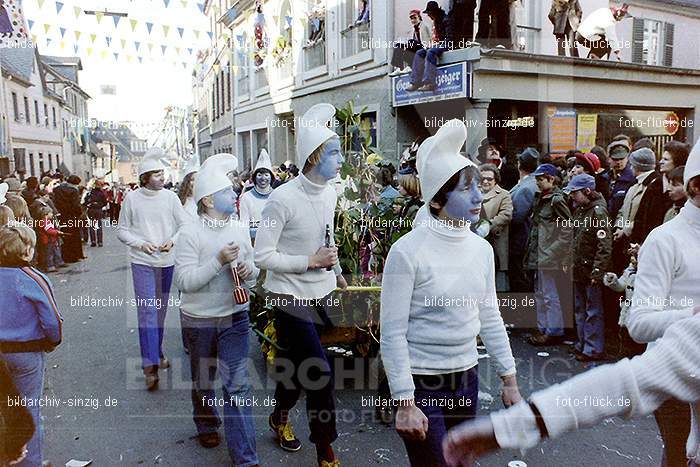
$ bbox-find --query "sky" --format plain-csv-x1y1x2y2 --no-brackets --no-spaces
21,0,211,126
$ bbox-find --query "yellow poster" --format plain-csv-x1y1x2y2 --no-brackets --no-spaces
577,114,598,153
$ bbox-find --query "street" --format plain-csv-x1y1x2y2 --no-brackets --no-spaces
42,225,662,467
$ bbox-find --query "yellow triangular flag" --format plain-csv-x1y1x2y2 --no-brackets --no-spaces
90,34,97,43
213,63,220,73
95,11,104,23
74,31,81,41
163,25,170,37
60,41,66,49
32,34,38,44
194,30,200,39
87,47,94,56
121,39,126,49
74,6,82,18
44,24,51,34
175,47,181,55
130,19,138,32
148,43,154,52
181,0,188,7
100,50,108,59
37,0,46,7
127,55,133,62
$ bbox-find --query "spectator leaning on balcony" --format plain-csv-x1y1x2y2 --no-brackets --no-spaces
476,0,522,49
549,0,582,57
389,10,431,76
449,0,477,48
576,3,629,60
407,1,453,92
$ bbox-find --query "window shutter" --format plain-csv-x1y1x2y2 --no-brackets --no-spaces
663,22,674,67
631,17,644,64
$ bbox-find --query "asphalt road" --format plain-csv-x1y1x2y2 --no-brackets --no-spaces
40,225,662,466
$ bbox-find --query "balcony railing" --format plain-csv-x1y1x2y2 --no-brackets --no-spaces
304,39,326,70
254,66,268,91
341,20,370,59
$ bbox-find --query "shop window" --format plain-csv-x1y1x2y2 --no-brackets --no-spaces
341,0,371,59
632,18,674,67
304,1,327,70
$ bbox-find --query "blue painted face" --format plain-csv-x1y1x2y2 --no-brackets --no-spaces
313,138,345,181
211,185,238,216
255,170,271,189
444,171,483,224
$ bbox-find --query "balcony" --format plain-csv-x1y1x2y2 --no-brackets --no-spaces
340,20,370,60
304,39,326,71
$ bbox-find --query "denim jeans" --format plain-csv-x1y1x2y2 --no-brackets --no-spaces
535,270,564,336
46,242,64,269
410,46,449,86
574,282,605,356
131,264,174,369
2,352,46,467
181,312,258,467
402,367,479,467
88,217,103,245
270,293,337,445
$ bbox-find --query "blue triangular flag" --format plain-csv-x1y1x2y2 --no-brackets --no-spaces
114,52,119,61
138,56,143,63
28,19,34,30
74,45,79,54
135,41,141,51
197,3,205,13
177,27,184,38
146,22,154,34
56,2,64,14
187,48,193,55
161,45,167,54
47,38,52,46
164,0,170,7
113,16,121,28
207,31,213,40
106,36,112,47
60,27,66,38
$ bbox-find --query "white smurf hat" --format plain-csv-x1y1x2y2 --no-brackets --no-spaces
0,183,8,205
685,138,700,191
296,103,337,168
200,152,239,175
253,149,273,174
180,154,200,179
417,119,475,203
194,156,235,203
138,147,171,176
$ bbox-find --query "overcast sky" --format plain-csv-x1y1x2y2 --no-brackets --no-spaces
22,0,210,126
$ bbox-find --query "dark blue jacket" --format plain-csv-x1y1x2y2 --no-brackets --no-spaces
608,163,636,221
0,266,63,352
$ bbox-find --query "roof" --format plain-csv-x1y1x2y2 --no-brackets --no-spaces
40,55,82,83
0,46,37,84
90,125,147,162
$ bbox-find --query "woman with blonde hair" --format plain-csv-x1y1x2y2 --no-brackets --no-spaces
4,194,31,224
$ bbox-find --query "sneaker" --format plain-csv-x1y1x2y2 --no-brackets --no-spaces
98,243,103,247
269,414,302,452
197,432,220,448
145,373,159,391
406,82,422,92
90,243,97,247
417,83,436,92
400,66,412,73
159,357,170,369
388,67,401,77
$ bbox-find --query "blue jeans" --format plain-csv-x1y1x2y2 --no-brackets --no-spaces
88,216,103,245
182,312,258,467
2,352,45,467
46,242,64,269
535,270,564,336
410,46,449,86
131,264,174,369
403,367,479,467
574,283,605,356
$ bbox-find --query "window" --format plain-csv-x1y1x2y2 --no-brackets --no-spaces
11,93,19,121
632,18,674,66
513,1,541,53
238,131,251,169
34,100,40,125
253,128,268,161
48,152,53,170
24,97,30,123
214,74,219,119
304,2,327,70
237,34,250,97
52,107,57,128
43,103,48,126
340,0,371,59
39,153,44,174
56,154,60,167
29,153,35,176
226,70,231,110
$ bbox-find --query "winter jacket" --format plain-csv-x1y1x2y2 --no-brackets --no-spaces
52,182,82,220
571,193,612,283
84,188,108,218
548,0,583,35
0,266,63,353
525,188,572,270
429,8,453,47
594,170,611,200
630,171,672,245
481,185,513,271
608,163,636,221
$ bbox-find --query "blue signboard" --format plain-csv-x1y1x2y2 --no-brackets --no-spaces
392,62,470,107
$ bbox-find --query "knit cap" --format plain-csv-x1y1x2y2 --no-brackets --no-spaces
629,148,656,172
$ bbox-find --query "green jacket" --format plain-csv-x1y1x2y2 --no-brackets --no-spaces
525,188,572,270
571,193,612,283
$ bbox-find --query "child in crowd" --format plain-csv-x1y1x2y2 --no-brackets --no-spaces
603,251,637,356
0,223,63,467
563,174,612,361
664,166,687,223
38,206,66,272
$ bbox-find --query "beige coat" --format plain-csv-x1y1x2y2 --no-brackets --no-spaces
481,185,513,270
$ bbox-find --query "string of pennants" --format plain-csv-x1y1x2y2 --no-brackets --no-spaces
34,0,208,15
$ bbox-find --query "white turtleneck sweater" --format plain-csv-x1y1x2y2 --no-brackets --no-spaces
239,187,272,239
380,217,517,401
175,214,258,318
117,188,190,267
490,201,700,462
254,174,342,300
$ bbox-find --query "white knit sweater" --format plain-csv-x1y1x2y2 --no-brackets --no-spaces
174,215,257,318
254,174,342,299
490,201,700,462
116,188,190,267
380,218,516,401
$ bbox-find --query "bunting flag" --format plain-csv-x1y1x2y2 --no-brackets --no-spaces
90,33,97,43
187,47,193,55
161,45,168,55
74,31,81,41
37,0,46,8
74,45,79,54
100,50,108,59
74,6,82,19
177,27,184,38
163,25,170,37
146,22,154,34
44,24,51,34
135,41,141,51
87,47,94,56
207,31,213,40
32,34,38,44
55,2,64,14
60,41,65,49
181,0,188,7
130,19,138,32
121,39,127,50
95,11,104,23
175,46,181,55
148,43,154,53
114,53,120,61
197,3,205,13
213,63,220,73
59,27,66,38
28,19,35,30
164,0,171,7
113,16,121,28
46,38,52,46
193,30,200,39
138,56,144,64
106,36,112,47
